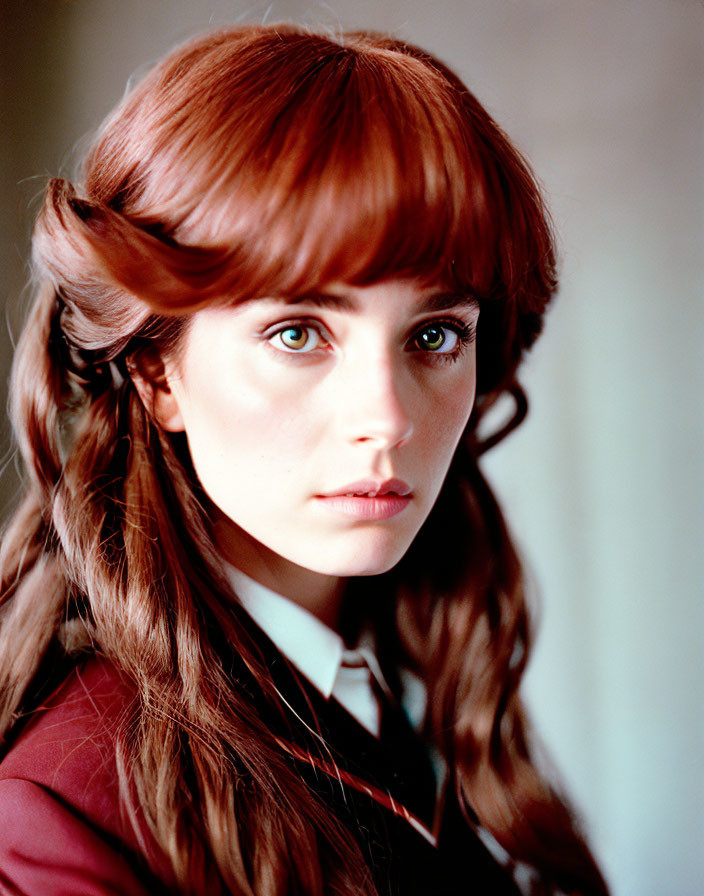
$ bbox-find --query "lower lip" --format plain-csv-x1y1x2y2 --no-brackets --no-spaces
315,494,412,520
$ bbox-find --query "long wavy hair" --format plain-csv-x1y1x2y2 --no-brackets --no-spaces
0,23,609,896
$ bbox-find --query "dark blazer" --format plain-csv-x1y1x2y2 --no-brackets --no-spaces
0,626,521,895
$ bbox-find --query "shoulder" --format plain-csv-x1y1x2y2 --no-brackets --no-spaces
0,655,175,894
0,654,135,821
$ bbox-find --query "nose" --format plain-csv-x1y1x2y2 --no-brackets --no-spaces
339,350,414,449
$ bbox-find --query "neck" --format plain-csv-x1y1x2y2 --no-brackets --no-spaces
213,516,346,631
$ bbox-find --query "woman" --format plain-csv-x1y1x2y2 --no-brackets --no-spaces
0,23,609,896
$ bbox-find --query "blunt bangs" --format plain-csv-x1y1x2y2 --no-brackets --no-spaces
101,28,530,307
228,46,500,299
62,26,555,393
201,36,510,303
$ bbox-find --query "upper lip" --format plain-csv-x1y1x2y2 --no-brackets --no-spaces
320,478,413,498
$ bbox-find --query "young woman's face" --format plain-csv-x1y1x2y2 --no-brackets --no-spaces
160,279,479,613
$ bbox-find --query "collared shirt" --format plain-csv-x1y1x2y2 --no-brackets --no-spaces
222,561,454,842
223,562,403,737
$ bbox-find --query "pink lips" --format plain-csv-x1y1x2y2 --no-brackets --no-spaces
316,478,413,520
321,478,412,498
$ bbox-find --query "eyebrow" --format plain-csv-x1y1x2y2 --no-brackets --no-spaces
257,291,480,314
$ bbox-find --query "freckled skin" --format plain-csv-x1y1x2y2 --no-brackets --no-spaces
162,279,478,625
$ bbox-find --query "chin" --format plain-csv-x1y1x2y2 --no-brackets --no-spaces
312,539,413,579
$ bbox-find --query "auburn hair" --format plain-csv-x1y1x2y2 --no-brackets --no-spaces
0,23,608,895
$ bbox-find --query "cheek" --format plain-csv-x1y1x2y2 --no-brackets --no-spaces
177,357,323,489
414,372,476,458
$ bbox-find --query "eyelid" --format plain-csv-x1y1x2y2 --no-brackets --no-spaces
411,310,478,329
263,317,332,340
262,313,476,358
406,317,477,365
263,318,334,354
407,315,476,343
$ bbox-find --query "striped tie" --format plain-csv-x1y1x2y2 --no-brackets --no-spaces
339,649,438,830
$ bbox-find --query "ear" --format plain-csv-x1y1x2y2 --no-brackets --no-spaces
127,347,185,433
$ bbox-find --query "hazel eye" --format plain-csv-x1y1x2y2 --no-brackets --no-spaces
272,325,321,353
414,325,459,353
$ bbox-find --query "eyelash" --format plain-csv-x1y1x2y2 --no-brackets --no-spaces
264,317,477,365
412,318,477,365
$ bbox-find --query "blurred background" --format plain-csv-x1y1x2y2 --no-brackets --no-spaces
1,1,702,893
